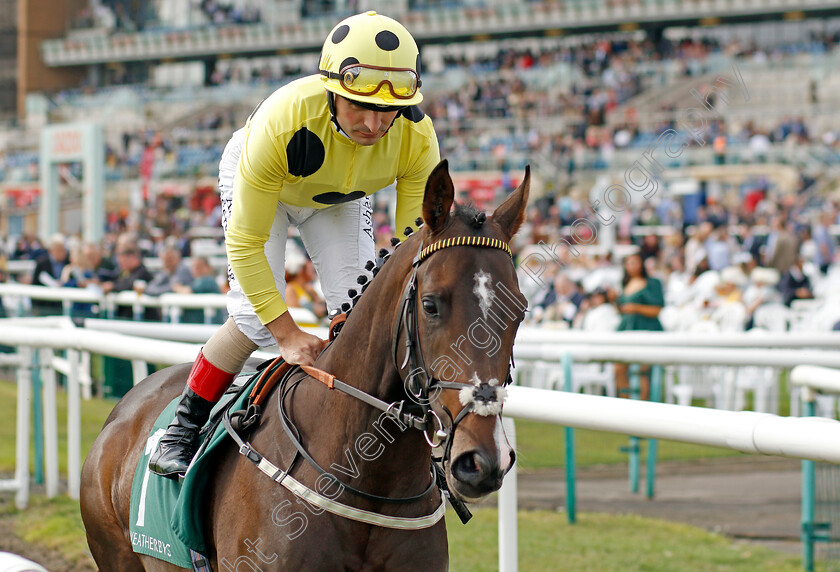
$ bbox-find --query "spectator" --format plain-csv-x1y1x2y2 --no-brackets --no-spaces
743,266,783,327
813,212,836,274
710,266,747,308
612,252,665,400
764,216,798,274
538,274,584,326
102,233,155,320
705,226,734,272
639,234,660,263
145,246,193,296
60,244,96,288
574,288,620,331
684,222,712,276
83,241,118,284
31,233,68,288
173,256,220,295
60,244,98,317
284,254,327,320
173,256,222,323
31,233,69,315
0,252,6,318
778,257,813,307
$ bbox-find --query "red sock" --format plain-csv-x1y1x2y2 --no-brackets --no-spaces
187,352,235,402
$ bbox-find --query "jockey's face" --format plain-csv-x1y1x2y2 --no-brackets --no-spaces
334,96,399,146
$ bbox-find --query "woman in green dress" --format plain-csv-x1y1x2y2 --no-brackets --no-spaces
613,252,664,399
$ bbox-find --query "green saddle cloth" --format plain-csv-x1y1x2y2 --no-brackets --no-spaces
128,370,260,568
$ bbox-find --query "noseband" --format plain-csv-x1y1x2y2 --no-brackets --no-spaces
391,235,516,460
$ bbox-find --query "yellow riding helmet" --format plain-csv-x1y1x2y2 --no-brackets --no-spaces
319,11,423,107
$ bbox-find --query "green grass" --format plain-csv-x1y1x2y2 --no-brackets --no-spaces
11,495,94,568
0,380,117,474
447,510,804,572
4,499,807,572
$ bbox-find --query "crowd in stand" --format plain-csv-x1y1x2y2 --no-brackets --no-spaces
71,0,262,33
9,30,836,188
4,13,840,330
1,179,838,332
424,33,840,174
514,186,840,334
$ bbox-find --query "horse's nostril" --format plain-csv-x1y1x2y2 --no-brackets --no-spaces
508,448,517,468
452,453,478,478
452,451,488,485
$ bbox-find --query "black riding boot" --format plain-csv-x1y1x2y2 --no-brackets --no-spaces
148,387,215,479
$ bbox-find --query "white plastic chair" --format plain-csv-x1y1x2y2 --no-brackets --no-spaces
732,366,780,413
752,303,790,332
657,305,681,332
711,302,746,332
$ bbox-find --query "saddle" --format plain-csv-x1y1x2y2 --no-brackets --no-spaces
128,316,347,570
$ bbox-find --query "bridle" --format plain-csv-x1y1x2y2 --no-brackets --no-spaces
391,235,516,466
223,232,518,528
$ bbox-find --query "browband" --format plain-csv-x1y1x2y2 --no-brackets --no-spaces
416,236,511,264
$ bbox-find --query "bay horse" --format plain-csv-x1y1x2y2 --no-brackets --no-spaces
81,160,530,571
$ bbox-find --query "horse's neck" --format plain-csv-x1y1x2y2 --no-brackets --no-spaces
317,247,412,400
284,251,433,495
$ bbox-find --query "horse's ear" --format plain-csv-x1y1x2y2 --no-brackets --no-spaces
422,159,454,233
492,165,530,240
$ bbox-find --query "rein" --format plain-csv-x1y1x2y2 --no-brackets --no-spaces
222,232,515,529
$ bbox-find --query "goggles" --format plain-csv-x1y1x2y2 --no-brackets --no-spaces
321,64,421,100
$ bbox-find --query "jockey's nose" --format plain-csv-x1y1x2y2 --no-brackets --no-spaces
362,112,381,134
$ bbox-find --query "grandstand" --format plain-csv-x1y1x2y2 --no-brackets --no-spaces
3,3,840,228
1,0,839,308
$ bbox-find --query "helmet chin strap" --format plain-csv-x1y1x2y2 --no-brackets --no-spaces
327,92,404,138
327,91,341,131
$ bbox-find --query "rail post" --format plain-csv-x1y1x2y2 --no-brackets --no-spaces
646,365,663,499
31,350,44,485
15,347,32,509
563,352,576,524
39,348,60,498
498,416,518,572
800,384,831,571
626,363,641,494
67,349,82,499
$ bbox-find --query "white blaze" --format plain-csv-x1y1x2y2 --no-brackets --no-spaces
473,270,495,319
495,415,513,474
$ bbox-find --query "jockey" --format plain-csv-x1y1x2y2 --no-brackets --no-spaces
149,11,440,478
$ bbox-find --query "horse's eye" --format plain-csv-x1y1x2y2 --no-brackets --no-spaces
422,298,439,316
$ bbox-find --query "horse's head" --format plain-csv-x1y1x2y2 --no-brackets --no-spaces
393,159,530,502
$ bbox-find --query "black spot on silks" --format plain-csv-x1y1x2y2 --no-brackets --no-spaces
416,54,422,76
286,128,325,177
400,106,425,123
332,25,350,44
312,191,366,205
375,30,400,51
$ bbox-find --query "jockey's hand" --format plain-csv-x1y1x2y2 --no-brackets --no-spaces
266,310,323,366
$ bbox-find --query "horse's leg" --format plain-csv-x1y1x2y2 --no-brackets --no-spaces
81,413,146,571
81,364,193,572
